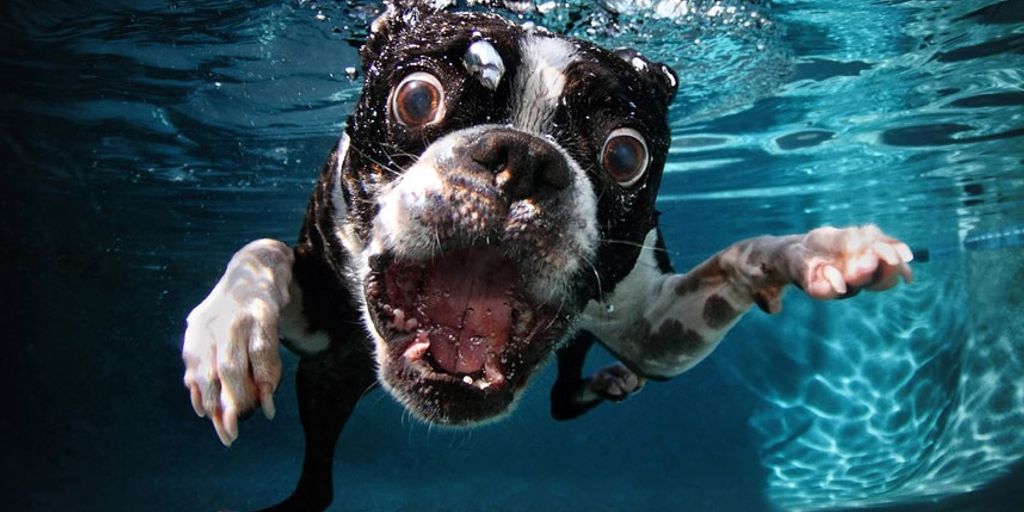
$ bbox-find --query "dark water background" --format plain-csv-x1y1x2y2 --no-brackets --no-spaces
3,1,1023,510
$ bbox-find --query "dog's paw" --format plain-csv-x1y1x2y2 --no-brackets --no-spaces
792,225,913,300
182,239,292,446
586,364,645,403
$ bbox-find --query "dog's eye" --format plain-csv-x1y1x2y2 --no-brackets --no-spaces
391,72,445,127
601,128,649,187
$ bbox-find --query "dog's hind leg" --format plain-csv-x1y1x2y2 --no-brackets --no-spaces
260,345,377,512
550,331,645,421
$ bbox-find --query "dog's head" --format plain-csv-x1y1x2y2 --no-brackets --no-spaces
328,1,677,424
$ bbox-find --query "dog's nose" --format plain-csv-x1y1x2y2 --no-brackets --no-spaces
468,129,571,200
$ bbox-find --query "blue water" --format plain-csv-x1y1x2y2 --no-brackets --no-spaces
3,1,1022,510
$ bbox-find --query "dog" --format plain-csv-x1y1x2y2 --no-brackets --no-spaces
181,1,914,510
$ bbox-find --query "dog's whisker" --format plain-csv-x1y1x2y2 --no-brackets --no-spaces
580,252,604,303
369,140,421,163
599,238,673,254
401,409,413,446
433,226,444,256
350,143,406,178
540,297,567,335
348,196,379,206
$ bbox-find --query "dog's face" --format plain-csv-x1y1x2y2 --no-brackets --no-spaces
327,3,677,424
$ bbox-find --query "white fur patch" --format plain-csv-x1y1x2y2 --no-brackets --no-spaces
579,229,697,377
330,133,369,259
581,229,665,335
279,279,331,354
371,146,448,261
512,35,578,133
581,229,755,378
555,168,599,303
330,133,350,216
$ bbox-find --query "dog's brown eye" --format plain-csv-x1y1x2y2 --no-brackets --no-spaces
392,72,445,127
601,128,649,186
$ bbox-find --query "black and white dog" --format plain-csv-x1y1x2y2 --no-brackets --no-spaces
182,1,913,510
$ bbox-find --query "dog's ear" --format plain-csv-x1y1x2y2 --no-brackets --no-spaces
613,48,679,107
360,0,453,67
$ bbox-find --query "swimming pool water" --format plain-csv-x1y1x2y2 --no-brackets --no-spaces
3,1,1022,510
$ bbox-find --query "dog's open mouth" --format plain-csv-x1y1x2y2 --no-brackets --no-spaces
366,246,564,395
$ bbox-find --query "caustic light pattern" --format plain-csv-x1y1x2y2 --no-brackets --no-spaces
735,250,1023,510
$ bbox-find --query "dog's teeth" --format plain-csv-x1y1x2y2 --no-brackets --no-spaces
390,308,407,330
514,308,533,336
484,354,504,386
463,375,473,385
513,320,528,336
476,379,491,390
519,309,533,324
404,338,430,361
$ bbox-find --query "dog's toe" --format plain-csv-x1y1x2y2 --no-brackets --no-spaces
797,225,913,300
588,364,645,402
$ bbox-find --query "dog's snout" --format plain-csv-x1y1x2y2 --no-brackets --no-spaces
468,129,571,200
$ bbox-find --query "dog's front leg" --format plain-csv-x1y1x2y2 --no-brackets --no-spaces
585,225,913,380
259,345,376,512
182,239,293,445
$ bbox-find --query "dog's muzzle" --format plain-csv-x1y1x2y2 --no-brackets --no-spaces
362,126,598,424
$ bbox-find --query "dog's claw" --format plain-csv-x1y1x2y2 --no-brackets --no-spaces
896,242,914,263
188,383,205,418
873,241,899,266
260,383,276,420
223,405,240,446
823,265,847,295
212,410,234,447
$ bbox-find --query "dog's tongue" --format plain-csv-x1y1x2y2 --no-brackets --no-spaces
421,248,513,375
